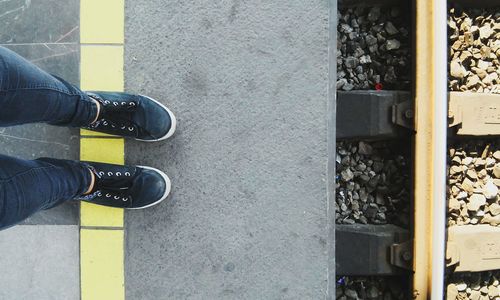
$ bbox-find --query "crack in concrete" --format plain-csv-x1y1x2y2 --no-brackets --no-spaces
0,133,70,150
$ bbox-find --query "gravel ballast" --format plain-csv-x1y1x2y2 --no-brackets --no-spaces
337,6,411,91
335,6,412,296
336,141,411,227
449,7,500,93
446,271,500,300
448,140,500,227
336,276,409,300
447,6,500,300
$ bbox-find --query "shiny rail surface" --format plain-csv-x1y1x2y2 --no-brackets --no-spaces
412,0,447,299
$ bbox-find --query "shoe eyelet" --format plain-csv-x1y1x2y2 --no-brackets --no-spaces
98,171,105,176
129,102,136,106
111,125,116,128
120,126,126,130
116,172,122,176
102,121,108,126
114,196,120,200
106,193,111,198
122,197,128,201
113,102,119,106
104,100,110,104
125,172,131,176
121,102,127,106
97,192,102,196
107,172,113,176
128,127,134,131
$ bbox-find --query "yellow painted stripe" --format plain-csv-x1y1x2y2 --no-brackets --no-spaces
80,138,124,227
80,0,124,44
80,128,119,137
80,138,124,165
81,202,124,227
80,45,124,91
80,0,125,298
81,229,125,300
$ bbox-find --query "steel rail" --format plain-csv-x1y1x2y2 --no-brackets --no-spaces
431,0,447,299
413,0,447,299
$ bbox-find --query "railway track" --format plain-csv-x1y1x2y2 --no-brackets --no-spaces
334,0,500,299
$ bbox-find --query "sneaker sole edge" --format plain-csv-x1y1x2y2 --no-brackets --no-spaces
137,95,177,142
127,165,172,210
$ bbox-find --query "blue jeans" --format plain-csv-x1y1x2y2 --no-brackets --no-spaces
0,46,97,230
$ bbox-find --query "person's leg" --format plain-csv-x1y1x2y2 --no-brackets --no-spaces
0,47,174,229
0,154,92,230
0,46,176,141
0,46,98,127
0,154,172,230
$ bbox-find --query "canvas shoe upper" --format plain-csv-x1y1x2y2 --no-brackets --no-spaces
78,161,171,209
85,91,176,142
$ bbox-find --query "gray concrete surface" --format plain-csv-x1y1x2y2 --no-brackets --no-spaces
328,0,338,295
0,0,80,225
124,0,329,299
0,225,80,300
0,0,79,44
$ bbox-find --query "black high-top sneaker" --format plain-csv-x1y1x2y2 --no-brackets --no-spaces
85,91,176,142
78,162,171,209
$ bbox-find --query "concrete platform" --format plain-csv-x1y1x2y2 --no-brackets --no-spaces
0,225,80,299
0,0,334,298
124,0,330,298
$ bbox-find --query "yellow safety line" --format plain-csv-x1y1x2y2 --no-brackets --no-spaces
79,0,125,299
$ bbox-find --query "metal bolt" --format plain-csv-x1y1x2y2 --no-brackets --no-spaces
402,251,411,261
404,109,413,119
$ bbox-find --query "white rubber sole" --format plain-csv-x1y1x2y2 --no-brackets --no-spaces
127,165,172,210
138,95,177,142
